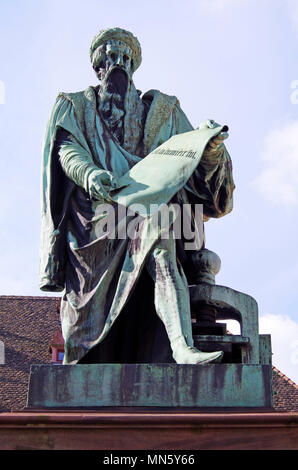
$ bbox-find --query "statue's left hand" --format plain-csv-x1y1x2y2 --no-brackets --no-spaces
198,119,229,155
206,131,229,153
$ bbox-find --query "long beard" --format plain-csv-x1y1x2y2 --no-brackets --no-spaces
98,68,128,145
98,69,145,155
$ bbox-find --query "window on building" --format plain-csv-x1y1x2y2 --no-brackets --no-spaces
51,347,65,364
57,351,64,362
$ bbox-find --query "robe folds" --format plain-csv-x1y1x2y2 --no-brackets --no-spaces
40,85,235,364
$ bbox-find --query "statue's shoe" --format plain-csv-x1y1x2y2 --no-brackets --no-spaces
173,346,223,365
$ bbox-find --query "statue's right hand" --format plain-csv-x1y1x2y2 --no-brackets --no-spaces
87,169,113,202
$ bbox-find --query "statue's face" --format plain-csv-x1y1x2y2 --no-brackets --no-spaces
97,40,133,82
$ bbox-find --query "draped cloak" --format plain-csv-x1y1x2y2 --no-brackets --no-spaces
40,85,235,364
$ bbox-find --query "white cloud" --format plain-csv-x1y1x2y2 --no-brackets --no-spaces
259,313,298,384
253,121,298,206
221,314,298,384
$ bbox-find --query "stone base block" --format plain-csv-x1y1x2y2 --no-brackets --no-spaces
27,363,272,409
2,411,298,450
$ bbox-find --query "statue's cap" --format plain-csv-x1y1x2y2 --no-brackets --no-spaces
90,27,142,72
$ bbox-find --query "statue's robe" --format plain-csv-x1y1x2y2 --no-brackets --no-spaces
40,86,234,364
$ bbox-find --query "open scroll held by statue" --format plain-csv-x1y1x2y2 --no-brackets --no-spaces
112,123,229,215
40,28,235,365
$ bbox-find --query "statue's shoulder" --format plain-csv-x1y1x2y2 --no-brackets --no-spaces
56,86,98,108
48,87,99,130
142,89,179,112
142,90,185,154
142,89,193,152
142,89,181,129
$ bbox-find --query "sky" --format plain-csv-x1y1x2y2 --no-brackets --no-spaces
0,0,297,383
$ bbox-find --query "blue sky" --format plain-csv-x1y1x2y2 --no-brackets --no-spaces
0,0,297,382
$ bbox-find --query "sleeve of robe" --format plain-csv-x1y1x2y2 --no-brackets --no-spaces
56,129,114,201
186,145,235,221
171,104,235,221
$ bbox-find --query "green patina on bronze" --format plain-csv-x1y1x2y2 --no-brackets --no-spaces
40,27,235,365
27,364,273,408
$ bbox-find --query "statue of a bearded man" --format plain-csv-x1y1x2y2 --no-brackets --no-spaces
40,28,235,365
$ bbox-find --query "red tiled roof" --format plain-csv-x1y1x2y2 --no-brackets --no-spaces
0,295,61,412
272,366,298,412
0,295,297,412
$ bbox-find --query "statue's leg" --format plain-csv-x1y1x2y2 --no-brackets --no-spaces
146,237,194,347
146,236,223,365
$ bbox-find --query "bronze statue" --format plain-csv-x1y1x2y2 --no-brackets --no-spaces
40,28,234,365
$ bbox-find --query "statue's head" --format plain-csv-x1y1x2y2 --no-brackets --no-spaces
90,28,142,83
